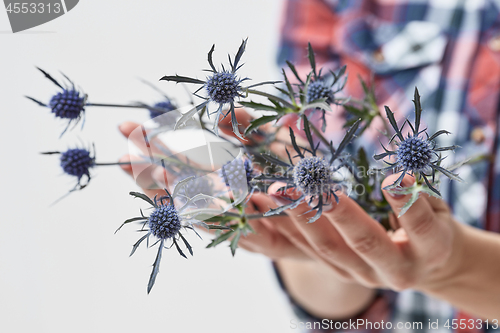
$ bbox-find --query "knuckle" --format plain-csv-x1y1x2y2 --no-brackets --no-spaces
408,213,434,236
314,242,338,258
350,234,380,255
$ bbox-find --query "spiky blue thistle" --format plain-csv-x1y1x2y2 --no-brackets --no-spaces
205,71,243,104
159,39,277,139
26,68,87,136
221,158,255,188
119,179,221,293
306,80,335,104
59,148,95,180
374,88,463,195
149,100,176,120
49,89,86,120
148,204,182,240
395,136,432,172
293,156,333,196
256,116,361,223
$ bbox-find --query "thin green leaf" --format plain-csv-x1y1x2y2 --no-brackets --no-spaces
233,38,248,71
384,106,404,141
230,230,241,256
244,115,277,135
206,230,234,248
289,127,304,158
286,60,304,84
302,115,315,152
307,43,317,78
332,118,361,161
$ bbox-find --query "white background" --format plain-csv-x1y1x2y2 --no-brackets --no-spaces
0,1,302,332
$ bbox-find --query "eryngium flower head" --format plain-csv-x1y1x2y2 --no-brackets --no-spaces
396,136,432,172
221,158,254,188
148,204,181,240
205,71,242,104
60,148,95,180
374,88,463,195
293,156,333,196
26,68,87,136
50,89,86,120
257,117,361,223
160,39,271,139
180,175,213,198
306,80,334,104
149,100,176,120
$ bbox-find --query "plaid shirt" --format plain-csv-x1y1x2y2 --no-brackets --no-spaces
276,0,500,331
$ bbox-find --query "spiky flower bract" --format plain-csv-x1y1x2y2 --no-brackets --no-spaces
256,116,360,223
374,87,463,198
117,178,222,293
26,68,87,136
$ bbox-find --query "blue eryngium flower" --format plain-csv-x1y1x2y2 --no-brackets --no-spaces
149,100,177,126
374,88,463,196
117,179,218,293
42,147,96,192
60,148,95,180
26,68,87,136
257,117,361,223
221,158,255,189
159,39,275,139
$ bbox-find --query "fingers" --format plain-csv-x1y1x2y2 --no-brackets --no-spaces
218,108,253,143
321,190,406,278
119,154,166,198
238,218,308,260
382,174,452,258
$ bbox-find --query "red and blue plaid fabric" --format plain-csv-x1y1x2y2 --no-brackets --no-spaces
276,0,500,331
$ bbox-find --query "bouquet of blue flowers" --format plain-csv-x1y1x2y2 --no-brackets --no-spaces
28,39,470,293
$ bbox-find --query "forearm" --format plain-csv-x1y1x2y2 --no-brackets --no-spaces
421,223,500,319
275,258,376,320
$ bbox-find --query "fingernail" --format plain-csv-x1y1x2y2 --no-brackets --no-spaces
386,190,405,199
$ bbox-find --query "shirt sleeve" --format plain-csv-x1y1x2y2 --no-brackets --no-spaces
277,0,340,70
